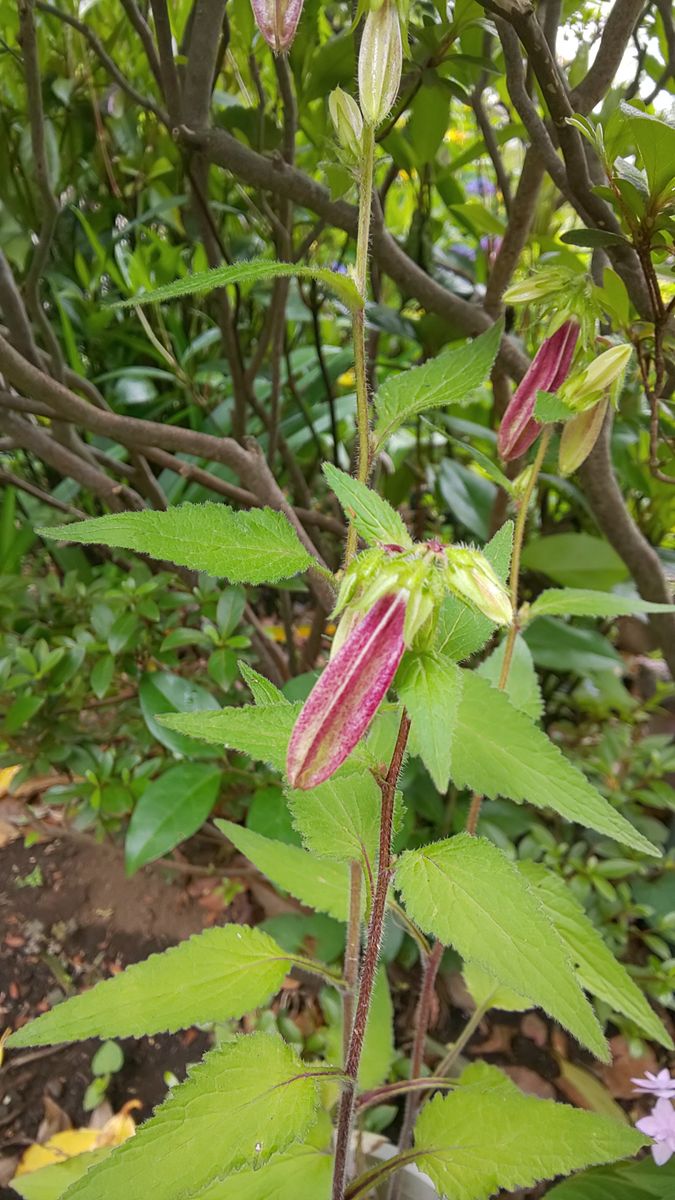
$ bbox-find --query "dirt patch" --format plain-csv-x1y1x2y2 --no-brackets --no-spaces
0,835,257,1184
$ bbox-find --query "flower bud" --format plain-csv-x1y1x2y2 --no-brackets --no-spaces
329,88,364,161
358,1,402,126
498,320,579,461
561,343,632,413
250,0,304,53
445,548,512,626
286,591,407,789
558,398,608,476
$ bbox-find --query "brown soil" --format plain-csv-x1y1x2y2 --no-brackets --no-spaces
0,835,256,1190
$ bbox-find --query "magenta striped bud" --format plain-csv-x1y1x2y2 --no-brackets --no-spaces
498,320,579,461
286,592,407,790
250,0,304,53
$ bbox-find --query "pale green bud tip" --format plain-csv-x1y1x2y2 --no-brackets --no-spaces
329,88,364,159
564,343,632,411
558,398,609,476
445,548,513,626
358,1,402,126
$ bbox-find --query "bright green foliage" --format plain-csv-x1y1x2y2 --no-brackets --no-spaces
452,671,658,856
124,762,222,873
413,1063,646,1200
373,322,502,447
520,863,673,1047
216,818,355,921
529,587,675,620
323,464,412,547
395,834,607,1057
192,1145,333,1200
463,962,530,1013
547,1155,675,1199
287,772,381,869
396,653,461,791
8,926,292,1047
159,703,301,773
60,1034,320,1200
520,534,628,590
38,505,313,585
476,636,543,721
238,661,289,705
114,258,361,312
436,522,513,662
619,103,675,196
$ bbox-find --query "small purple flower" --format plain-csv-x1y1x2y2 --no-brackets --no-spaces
250,0,304,53
636,1097,675,1165
286,591,407,790
498,320,580,461
632,1069,675,1100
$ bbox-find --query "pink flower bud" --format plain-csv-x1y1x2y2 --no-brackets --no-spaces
498,320,579,461
286,591,407,790
250,0,304,53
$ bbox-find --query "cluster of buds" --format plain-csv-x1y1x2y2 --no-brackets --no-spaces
250,0,304,53
286,539,512,789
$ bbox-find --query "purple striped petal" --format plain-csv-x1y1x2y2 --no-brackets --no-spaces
250,0,304,52
286,592,407,790
498,320,579,461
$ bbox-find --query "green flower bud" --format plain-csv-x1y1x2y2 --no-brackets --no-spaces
445,547,513,626
558,398,609,476
329,88,364,162
561,343,632,413
358,1,402,126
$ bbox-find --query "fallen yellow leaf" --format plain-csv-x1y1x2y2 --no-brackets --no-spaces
14,1102,139,1177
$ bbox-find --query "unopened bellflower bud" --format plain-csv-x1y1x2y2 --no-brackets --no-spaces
561,343,632,413
445,548,513,626
558,398,609,476
251,0,304,53
286,591,407,789
358,1,402,126
498,320,579,461
329,88,364,161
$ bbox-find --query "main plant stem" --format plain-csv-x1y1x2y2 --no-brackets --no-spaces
392,428,554,1182
332,711,411,1200
345,122,376,566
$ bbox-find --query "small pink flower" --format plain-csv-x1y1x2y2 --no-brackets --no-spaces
498,320,579,461
636,1097,675,1165
250,0,304,53
286,592,407,790
632,1069,675,1100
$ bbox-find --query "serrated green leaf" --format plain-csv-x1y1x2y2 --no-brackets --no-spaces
8,926,291,1047
112,259,360,312
413,1062,646,1200
529,588,675,620
192,1144,332,1200
452,671,659,856
216,819,356,921
374,322,502,447
396,653,462,792
462,962,530,1013
238,661,289,706
396,834,607,1058
125,763,222,873
61,1034,320,1200
322,465,412,547
38,505,313,585
476,635,543,721
287,772,381,870
159,703,301,772
520,863,672,1048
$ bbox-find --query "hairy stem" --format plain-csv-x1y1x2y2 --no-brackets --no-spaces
342,862,363,1060
345,123,376,566
332,711,411,1200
